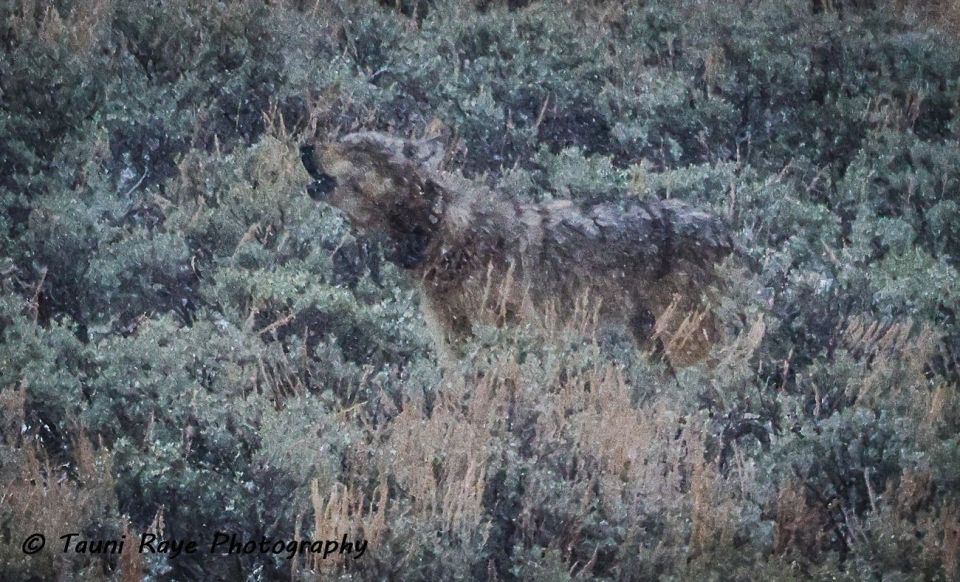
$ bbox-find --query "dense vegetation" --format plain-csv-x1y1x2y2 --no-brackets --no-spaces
2,0,959,579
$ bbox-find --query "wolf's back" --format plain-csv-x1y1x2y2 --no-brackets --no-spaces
539,197,732,285
657,199,733,269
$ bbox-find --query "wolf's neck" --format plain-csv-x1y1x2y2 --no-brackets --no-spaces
434,174,527,245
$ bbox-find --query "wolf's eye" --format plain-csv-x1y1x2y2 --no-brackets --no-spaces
300,145,322,179
307,174,337,201
300,145,338,200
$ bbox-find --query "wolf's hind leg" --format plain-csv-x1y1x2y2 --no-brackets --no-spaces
627,307,680,385
629,308,656,350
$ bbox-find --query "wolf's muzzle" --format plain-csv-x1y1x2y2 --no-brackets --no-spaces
300,145,337,200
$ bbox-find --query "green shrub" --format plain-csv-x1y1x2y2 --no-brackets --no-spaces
2,0,959,579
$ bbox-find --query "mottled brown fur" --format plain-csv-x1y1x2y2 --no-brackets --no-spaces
302,132,733,366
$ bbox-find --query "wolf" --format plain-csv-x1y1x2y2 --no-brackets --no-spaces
301,132,733,367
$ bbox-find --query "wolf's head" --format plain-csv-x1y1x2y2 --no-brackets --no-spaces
300,132,447,267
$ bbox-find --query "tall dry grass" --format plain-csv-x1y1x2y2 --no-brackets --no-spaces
0,385,132,579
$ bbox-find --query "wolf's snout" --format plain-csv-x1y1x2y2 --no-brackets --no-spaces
300,144,337,200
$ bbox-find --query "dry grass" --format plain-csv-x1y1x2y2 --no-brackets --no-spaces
895,0,960,38
302,478,388,574
285,293,780,577
279,285,959,578
944,504,960,582
773,480,830,558
0,385,122,578
839,315,941,406
8,0,113,52
118,520,144,582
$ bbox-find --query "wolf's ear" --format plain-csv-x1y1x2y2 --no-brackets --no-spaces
409,136,445,171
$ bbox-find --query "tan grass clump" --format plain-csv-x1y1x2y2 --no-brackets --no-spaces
0,385,121,578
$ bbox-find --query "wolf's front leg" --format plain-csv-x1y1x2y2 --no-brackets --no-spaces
418,292,473,367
